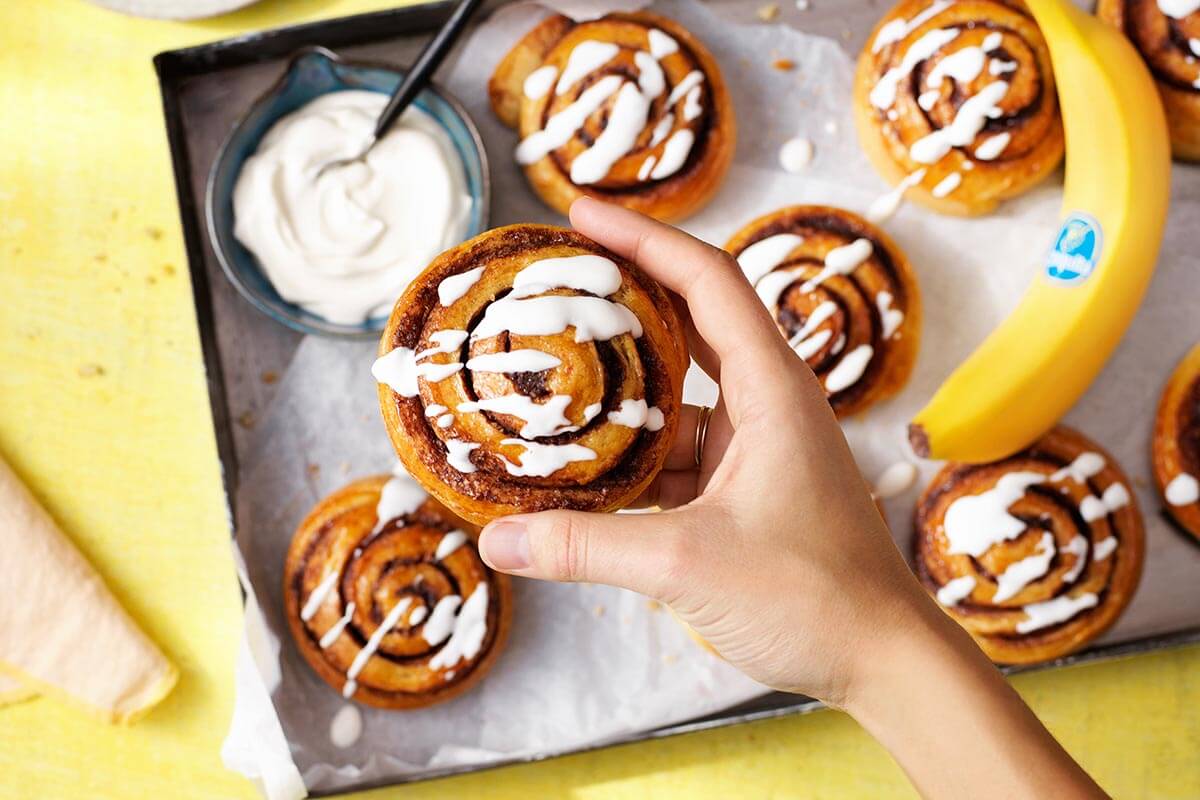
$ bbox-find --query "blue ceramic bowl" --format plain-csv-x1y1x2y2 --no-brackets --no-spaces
206,47,490,339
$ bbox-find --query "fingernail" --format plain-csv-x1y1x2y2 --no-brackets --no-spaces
480,520,531,571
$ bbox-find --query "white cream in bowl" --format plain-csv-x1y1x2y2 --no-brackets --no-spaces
232,90,472,325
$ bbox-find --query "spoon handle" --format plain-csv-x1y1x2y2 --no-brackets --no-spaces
374,0,485,139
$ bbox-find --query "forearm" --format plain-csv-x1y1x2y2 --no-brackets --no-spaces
844,598,1107,800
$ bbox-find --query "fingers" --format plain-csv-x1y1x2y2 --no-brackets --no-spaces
570,198,792,391
479,509,690,598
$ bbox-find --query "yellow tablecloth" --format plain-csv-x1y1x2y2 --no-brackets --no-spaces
0,1,1196,797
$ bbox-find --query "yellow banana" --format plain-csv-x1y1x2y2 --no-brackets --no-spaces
909,0,1171,463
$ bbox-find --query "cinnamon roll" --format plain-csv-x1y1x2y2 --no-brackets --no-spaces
489,11,735,221
1153,343,1200,540
854,0,1065,217
914,426,1144,665
373,224,689,525
1097,0,1200,160
283,472,512,709
724,206,921,417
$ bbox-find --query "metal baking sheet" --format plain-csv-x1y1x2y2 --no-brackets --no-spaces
154,0,1200,794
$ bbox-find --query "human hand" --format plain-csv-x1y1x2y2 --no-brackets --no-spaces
476,196,933,708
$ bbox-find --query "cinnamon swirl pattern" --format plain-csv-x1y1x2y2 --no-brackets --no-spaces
725,206,921,418
915,426,1145,665
489,11,735,221
1097,0,1200,160
374,224,689,525
284,472,512,709
854,0,1065,217
1153,343,1200,540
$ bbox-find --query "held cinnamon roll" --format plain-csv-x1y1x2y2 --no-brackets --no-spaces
914,426,1145,665
724,206,921,417
284,471,512,708
1097,0,1200,160
489,11,735,221
373,224,689,525
1153,344,1200,540
854,0,1065,217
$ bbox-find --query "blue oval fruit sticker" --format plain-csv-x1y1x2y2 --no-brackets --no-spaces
1045,212,1103,285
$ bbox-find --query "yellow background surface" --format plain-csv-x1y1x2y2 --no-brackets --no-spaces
0,0,1196,797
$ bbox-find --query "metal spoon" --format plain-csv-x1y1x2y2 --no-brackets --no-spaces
318,0,484,176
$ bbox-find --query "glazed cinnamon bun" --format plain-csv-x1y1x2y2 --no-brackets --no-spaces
373,224,689,525
1153,343,1200,540
854,0,1065,216
284,471,512,709
914,426,1144,665
724,206,921,418
1097,0,1200,160
489,11,735,221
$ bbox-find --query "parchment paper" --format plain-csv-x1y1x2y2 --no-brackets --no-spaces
225,1,1200,796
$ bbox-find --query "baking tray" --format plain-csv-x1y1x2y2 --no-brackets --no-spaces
154,0,1200,792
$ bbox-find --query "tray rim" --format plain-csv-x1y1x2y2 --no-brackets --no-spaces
152,2,1200,795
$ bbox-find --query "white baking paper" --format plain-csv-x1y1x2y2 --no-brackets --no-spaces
224,0,1200,796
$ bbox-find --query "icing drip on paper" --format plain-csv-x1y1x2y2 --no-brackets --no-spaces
330,705,363,749
872,461,918,499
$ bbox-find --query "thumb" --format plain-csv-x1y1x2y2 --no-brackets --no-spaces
478,509,690,598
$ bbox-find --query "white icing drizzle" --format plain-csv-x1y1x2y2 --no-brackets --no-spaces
944,471,1045,557
436,413,455,429
572,83,653,184
438,267,484,306
465,350,561,373
737,233,804,284
754,267,806,310
1016,593,1098,634
436,530,468,560
458,394,576,439
870,27,960,110
1190,38,1200,57
1093,537,1118,561
983,32,1003,51
523,65,559,100
584,402,603,421
417,329,470,359
557,41,619,95
926,44,986,86
607,398,665,431
635,51,666,97
779,137,814,172
372,333,467,397
422,595,462,646
974,132,1011,161
319,602,356,649
648,29,679,59
992,531,1054,602
872,461,918,499
301,571,339,622
831,333,847,355
794,330,833,361
446,440,480,473
374,468,427,529
875,291,904,338
650,129,696,180
990,60,1018,75
931,172,962,198
425,404,448,417
473,296,643,342
936,575,976,607
909,81,1009,163
867,168,926,223
801,238,873,292
499,439,598,477
516,75,623,165
1166,473,1200,506
824,345,874,393
342,597,413,698
666,70,705,108
1158,0,1200,19
1102,483,1131,513
330,705,363,749
918,89,940,111
1061,535,1089,584
638,156,657,180
872,0,952,53
408,605,428,626
650,113,675,147
511,254,622,298
785,301,837,359
429,583,490,671
683,86,704,121
1051,452,1105,483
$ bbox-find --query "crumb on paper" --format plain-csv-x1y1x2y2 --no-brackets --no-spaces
340,461,352,475
645,599,662,612
662,653,679,665
1133,476,1149,489
593,604,606,618
77,363,105,378
307,463,321,477
261,370,279,384
772,58,796,71
621,614,633,626
757,3,780,22
145,226,163,241
238,411,256,430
